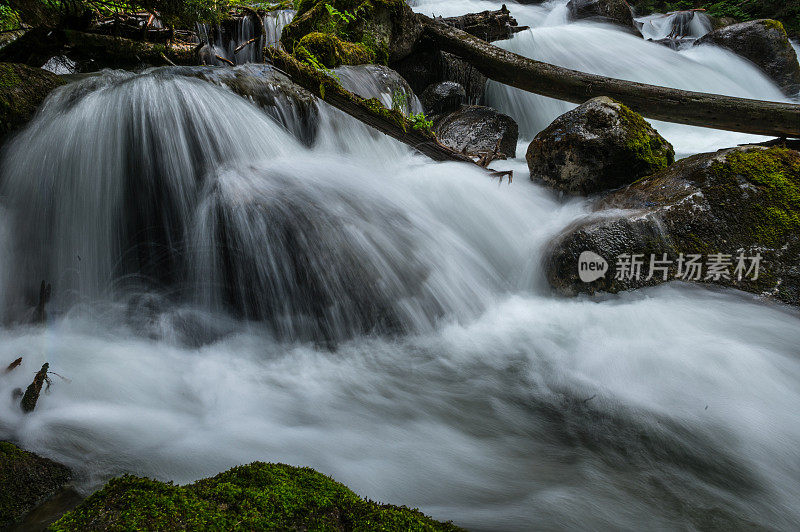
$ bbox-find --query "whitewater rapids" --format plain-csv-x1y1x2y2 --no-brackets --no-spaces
1,1,800,530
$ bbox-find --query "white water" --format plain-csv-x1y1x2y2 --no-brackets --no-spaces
1,1,800,530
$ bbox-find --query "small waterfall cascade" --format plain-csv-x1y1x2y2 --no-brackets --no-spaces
636,10,713,41
197,9,296,66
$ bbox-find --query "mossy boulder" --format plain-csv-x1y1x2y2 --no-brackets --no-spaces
0,63,65,140
0,442,72,528
50,462,463,531
281,0,422,68
526,96,674,196
566,0,639,35
695,19,800,96
544,145,800,305
296,32,373,68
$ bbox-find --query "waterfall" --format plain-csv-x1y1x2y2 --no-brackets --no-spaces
636,10,713,41
2,1,800,530
197,9,296,66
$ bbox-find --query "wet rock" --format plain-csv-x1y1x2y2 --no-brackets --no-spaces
0,442,72,528
420,81,466,115
433,105,518,158
545,146,800,306
526,97,674,196
695,20,800,95
439,5,527,42
567,0,639,34
0,63,64,140
335,64,422,115
392,48,487,105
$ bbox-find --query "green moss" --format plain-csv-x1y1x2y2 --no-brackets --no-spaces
297,31,373,68
614,100,675,174
50,462,463,531
1,442,72,528
710,147,800,247
0,62,64,138
759,19,786,32
281,0,406,66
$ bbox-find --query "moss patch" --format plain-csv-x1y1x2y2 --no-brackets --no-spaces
615,100,675,175
281,0,405,67
0,442,72,528
709,147,800,247
50,462,463,531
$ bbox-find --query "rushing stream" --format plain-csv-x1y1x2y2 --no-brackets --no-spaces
1,0,800,530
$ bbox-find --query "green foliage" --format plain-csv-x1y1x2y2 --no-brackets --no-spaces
390,88,407,112
0,0,232,29
50,462,463,531
409,112,433,133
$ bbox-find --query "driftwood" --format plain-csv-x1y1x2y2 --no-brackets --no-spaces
5,357,22,374
420,15,800,138
20,363,49,413
439,6,528,42
266,48,480,164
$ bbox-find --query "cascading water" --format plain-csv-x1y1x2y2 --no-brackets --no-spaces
2,0,800,530
636,10,713,41
197,9,295,66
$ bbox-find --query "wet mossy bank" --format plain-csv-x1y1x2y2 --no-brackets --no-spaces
0,442,72,529
49,462,463,531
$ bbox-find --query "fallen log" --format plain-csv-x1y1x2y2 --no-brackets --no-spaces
266,48,479,164
420,15,800,138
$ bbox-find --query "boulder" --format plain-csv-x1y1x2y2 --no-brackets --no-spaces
432,105,518,158
420,81,466,115
545,145,800,306
695,20,800,96
0,442,72,528
392,48,487,105
0,63,65,140
567,0,639,34
526,97,674,196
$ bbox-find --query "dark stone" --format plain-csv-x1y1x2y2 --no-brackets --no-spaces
695,19,800,96
567,0,639,34
432,105,518,158
420,81,466,115
526,96,674,196
544,146,800,306
0,442,72,528
392,46,487,105
0,63,65,141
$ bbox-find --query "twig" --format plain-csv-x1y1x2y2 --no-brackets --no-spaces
215,54,235,66
160,51,176,66
234,37,258,54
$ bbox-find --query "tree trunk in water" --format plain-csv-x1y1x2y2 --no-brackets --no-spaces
20,363,49,413
266,48,480,164
420,15,800,138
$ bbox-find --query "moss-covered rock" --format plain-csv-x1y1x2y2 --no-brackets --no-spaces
0,62,64,140
695,19,800,95
50,462,463,531
526,96,674,196
297,32,373,67
281,0,421,68
545,145,800,305
0,441,72,528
